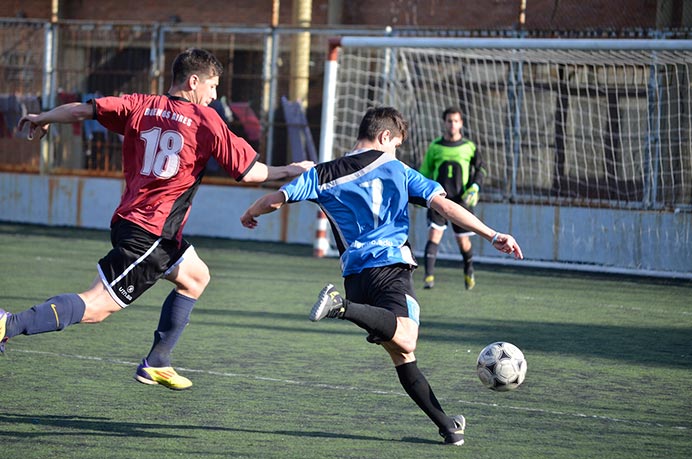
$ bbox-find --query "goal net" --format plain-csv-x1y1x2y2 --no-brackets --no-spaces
319,37,692,278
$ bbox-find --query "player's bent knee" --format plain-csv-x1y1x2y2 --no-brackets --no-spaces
199,266,211,288
191,256,210,283
400,340,417,354
389,336,417,354
170,260,211,298
392,319,418,354
189,269,210,297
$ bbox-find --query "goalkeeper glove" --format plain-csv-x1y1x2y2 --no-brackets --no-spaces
462,183,480,207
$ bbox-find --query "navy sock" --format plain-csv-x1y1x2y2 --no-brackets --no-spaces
424,241,439,276
6,293,86,337
461,248,473,275
145,290,196,367
396,361,454,431
340,300,397,342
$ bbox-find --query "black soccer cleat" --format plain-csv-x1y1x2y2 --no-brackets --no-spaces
310,283,345,321
440,414,466,446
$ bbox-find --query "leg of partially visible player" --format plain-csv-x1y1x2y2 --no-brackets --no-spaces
456,234,475,290
424,224,445,289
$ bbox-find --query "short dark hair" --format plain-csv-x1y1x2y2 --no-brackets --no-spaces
442,106,463,120
171,48,223,85
357,106,409,143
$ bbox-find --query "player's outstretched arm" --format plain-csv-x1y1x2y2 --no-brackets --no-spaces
240,190,287,229
430,195,523,259
241,160,314,183
18,102,93,140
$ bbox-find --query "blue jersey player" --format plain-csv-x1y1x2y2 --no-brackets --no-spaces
241,106,523,446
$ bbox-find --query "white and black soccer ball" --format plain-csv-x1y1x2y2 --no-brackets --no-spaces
476,341,527,391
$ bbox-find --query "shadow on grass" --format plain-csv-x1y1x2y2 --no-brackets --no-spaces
436,258,692,287
419,317,692,369
1,293,688,370
2,222,688,370
3,222,690,286
0,223,108,242
0,223,314,259
188,308,692,369
0,412,425,444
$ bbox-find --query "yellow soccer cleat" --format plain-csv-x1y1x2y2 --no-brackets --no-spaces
0,309,9,353
464,274,475,290
423,275,435,289
134,359,192,390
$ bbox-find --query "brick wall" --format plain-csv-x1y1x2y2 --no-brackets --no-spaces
3,0,662,30
2,0,328,25
342,0,658,30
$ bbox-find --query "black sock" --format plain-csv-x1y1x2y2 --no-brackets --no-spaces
424,241,439,276
396,361,454,431
461,248,473,275
146,290,196,367
340,300,397,342
6,293,86,337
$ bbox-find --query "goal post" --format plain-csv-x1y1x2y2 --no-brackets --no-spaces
318,36,692,279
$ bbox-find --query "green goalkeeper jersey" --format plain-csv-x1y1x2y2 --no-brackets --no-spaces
419,137,486,201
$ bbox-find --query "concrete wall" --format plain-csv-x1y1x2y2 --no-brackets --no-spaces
1,172,690,278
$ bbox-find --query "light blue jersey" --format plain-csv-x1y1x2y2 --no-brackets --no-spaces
281,149,444,276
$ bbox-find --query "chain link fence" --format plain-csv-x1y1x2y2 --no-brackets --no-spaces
1,18,690,178
0,19,390,176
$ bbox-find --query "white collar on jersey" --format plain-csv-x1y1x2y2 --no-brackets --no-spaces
346,148,372,156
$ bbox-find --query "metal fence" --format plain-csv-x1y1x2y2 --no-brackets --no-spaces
1,18,690,184
0,19,392,176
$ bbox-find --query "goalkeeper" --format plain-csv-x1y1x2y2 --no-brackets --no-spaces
419,107,487,290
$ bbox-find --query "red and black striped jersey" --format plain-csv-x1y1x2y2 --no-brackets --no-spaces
94,93,259,242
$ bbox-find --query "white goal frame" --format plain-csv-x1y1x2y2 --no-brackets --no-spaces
318,37,692,279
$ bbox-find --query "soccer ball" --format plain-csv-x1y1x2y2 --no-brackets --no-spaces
476,341,527,391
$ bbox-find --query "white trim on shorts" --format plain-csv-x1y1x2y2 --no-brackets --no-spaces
429,221,447,231
97,238,162,308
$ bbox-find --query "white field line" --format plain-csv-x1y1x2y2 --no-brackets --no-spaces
10,348,689,431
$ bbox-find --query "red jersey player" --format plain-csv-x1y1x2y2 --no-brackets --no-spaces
3,48,313,390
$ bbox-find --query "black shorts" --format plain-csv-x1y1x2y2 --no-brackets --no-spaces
427,198,474,235
97,219,191,307
344,264,420,324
